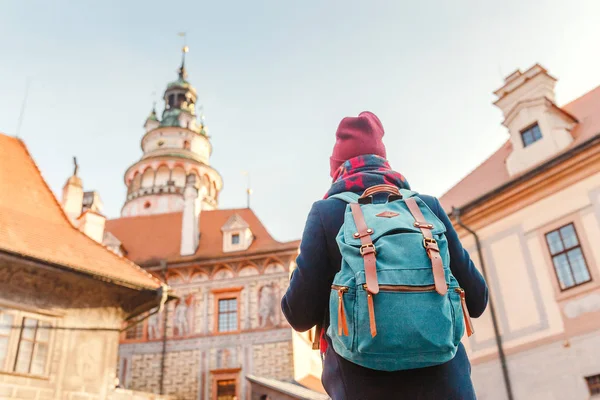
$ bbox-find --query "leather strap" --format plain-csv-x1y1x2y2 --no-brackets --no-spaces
459,290,475,337
360,184,400,199
404,198,447,295
367,291,377,337
312,325,321,350
350,203,379,294
338,290,349,336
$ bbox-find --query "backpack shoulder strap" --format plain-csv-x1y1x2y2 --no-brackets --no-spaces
399,188,417,199
329,192,360,203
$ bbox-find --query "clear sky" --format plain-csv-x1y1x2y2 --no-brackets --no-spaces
1,0,599,242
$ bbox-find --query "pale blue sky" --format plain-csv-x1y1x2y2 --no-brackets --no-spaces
1,0,599,242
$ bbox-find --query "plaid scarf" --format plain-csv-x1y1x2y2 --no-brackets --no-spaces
324,154,410,199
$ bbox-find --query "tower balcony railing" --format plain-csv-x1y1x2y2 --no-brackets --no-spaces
126,184,184,201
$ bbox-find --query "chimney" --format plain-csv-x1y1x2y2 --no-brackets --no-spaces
77,211,106,243
62,157,84,222
62,176,84,224
180,174,202,256
493,64,557,121
82,191,104,214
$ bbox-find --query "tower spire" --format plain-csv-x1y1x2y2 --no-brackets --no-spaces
177,32,189,80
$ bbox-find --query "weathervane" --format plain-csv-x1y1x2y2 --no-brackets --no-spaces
73,156,79,176
241,171,253,209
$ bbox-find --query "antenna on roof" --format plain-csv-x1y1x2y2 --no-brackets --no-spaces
16,78,31,138
241,171,252,209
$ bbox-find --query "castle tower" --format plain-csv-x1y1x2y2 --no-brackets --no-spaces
121,47,223,217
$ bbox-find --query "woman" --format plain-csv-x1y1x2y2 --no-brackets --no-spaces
281,111,488,400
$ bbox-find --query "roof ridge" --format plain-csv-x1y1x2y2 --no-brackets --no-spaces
12,136,163,290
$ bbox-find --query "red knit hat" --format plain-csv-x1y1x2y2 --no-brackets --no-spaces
330,111,387,177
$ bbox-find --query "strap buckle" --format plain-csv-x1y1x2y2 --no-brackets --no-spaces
360,243,376,256
423,238,439,252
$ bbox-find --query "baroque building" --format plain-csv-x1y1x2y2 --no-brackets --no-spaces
97,49,325,400
441,64,600,399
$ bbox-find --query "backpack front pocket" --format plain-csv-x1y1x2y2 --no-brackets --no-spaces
329,284,356,352
355,284,455,356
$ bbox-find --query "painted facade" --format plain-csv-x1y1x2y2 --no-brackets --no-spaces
99,50,325,400
440,64,600,400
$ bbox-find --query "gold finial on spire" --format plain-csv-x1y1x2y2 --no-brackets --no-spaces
177,32,189,80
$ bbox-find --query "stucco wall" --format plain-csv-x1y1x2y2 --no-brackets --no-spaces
458,171,600,398
0,260,139,400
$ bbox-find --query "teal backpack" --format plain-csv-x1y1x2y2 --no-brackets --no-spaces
327,185,473,371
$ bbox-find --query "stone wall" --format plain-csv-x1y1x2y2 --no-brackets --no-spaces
129,351,201,400
252,342,294,381
110,388,174,400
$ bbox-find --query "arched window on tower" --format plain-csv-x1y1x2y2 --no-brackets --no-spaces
155,166,170,187
183,140,191,150
141,168,155,188
172,166,186,187
176,94,186,108
168,94,175,108
202,174,210,194
130,172,141,193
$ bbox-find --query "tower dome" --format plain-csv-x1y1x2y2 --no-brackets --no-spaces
121,47,223,217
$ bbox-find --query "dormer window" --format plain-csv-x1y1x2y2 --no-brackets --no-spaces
520,123,542,147
221,214,253,253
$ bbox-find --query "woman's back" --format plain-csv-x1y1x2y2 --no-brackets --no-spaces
281,112,488,400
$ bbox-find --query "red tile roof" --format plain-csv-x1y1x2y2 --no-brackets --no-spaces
105,208,300,265
439,85,600,212
0,134,162,290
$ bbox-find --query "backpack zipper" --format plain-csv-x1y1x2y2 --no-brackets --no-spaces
455,288,474,337
364,284,436,292
331,285,349,336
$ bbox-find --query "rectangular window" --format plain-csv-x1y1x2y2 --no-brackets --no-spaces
0,308,53,376
521,123,543,147
124,322,145,340
216,379,237,400
0,312,13,370
545,223,591,290
218,298,238,333
231,234,240,245
213,289,242,334
587,374,600,396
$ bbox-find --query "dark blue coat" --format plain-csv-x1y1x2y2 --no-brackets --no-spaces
282,193,488,400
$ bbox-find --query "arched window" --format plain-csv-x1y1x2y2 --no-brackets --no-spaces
183,140,191,150
171,166,186,187
155,166,170,187
176,94,186,108
141,168,154,188
131,172,141,192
